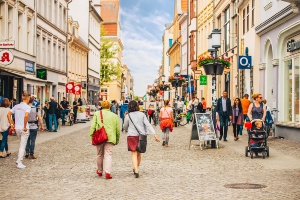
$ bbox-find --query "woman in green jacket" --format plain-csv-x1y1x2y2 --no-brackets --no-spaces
90,100,120,179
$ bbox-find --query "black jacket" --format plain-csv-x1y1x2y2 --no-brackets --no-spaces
216,97,232,116
48,101,58,115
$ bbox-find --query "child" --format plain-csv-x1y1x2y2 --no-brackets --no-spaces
250,121,264,147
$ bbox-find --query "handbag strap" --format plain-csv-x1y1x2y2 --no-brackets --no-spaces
164,107,172,119
128,113,142,135
100,110,104,123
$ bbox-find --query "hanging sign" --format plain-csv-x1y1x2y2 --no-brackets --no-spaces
25,60,34,73
0,41,15,49
238,56,252,69
36,69,47,80
66,82,74,94
287,39,300,52
199,75,207,85
0,50,14,65
74,84,81,95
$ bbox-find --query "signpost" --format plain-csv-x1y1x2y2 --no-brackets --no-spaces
199,75,207,85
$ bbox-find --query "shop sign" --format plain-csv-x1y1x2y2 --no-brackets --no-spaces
66,82,74,94
74,84,81,95
0,41,15,49
199,75,207,85
0,50,14,65
287,39,300,52
25,60,34,73
238,56,252,69
36,69,47,80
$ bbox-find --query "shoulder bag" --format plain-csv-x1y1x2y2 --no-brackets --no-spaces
128,113,147,153
92,111,108,146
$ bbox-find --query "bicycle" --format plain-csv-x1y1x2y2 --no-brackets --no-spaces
63,109,74,126
270,109,279,136
153,107,160,126
173,108,188,126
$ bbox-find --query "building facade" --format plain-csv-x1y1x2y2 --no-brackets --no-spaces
256,0,300,140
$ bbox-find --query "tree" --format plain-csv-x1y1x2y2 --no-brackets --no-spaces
100,27,123,86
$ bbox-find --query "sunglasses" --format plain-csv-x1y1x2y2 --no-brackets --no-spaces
258,97,263,99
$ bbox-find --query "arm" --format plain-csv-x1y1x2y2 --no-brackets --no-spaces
262,105,267,121
247,103,253,121
7,111,14,130
115,115,120,144
228,100,232,120
123,115,129,131
37,113,44,131
60,102,64,110
143,115,159,142
159,109,162,119
23,112,29,132
89,112,98,139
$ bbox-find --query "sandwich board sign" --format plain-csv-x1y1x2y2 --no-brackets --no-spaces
189,113,219,150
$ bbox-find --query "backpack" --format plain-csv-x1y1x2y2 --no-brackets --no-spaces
197,102,203,112
28,106,38,123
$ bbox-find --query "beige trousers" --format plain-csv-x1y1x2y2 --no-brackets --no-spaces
96,142,113,174
15,129,29,164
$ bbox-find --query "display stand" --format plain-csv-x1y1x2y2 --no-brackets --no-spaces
189,113,219,150
77,106,89,123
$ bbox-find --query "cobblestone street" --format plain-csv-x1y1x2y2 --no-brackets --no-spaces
0,121,300,200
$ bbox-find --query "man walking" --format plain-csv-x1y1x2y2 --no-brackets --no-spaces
25,97,44,159
73,97,79,124
216,91,232,141
49,97,58,132
201,97,207,113
60,97,70,125
240,94,251,134
7,91,31,169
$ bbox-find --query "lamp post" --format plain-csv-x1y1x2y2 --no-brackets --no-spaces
174,64,181,100
207,29,221,108
162,75,165,102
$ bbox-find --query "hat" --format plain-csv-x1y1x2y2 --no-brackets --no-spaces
32,94,37,98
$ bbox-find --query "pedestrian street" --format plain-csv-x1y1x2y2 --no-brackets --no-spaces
0,121,300,200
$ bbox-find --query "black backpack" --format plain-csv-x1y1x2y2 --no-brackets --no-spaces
197,102,203,112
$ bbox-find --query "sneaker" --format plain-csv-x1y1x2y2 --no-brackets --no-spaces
25,153,29,158
17,163,26,169
29,155,37,159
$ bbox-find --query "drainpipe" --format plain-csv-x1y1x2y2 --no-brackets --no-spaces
187,1,190,101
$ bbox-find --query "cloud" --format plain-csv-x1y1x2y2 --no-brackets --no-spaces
120,1,173,96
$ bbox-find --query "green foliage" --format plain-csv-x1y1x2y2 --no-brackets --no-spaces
100,26,123,85
134,96,139,101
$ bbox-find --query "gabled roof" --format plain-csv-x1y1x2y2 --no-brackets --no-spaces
100,0,119,23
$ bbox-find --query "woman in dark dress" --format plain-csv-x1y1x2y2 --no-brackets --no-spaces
43,101,50,130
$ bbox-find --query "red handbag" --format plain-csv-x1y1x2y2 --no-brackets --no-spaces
92,111,108,145
8,128,13,135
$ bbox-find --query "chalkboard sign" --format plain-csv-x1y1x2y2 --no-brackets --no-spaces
189,113,219,150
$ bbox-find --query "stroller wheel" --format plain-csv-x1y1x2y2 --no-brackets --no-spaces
266,146,270,157
250,152,253,159
245,146,249,157
262,151,266,159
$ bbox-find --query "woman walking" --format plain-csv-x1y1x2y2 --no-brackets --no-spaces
232,98,243,141
43,101,49,130
0,98,12,158
247,93,266,122
124,100,159,178
90,100,120,179
159,100,174,147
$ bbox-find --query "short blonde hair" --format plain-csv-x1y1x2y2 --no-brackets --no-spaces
252,93,261,100
255,121,263,129
101,100,110,109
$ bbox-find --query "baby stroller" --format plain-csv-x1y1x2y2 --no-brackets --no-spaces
245,120,269,159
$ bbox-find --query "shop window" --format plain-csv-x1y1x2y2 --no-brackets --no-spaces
294,57,300,122
285,59,292,122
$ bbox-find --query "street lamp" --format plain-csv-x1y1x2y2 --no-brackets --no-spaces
174,64,181,100
162,75,165,101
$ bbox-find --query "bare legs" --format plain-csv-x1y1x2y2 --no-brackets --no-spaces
131,151,142,173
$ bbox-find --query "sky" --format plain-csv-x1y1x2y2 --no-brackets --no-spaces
120,0,174,96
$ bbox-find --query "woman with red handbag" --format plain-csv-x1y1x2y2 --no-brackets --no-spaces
0,98,12,158
159,100,174,147
90,100,120,179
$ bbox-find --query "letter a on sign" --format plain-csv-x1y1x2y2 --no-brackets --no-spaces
0,50,14,65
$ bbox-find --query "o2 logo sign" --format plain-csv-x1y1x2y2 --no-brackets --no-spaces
238,56,252,69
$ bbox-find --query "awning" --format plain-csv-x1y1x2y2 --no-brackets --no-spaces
0,68,48,83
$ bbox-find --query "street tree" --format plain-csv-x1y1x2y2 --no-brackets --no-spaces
100,27,122,86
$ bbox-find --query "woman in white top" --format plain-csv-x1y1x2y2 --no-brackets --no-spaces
123,100,159,178
159,100,174,147
0,98,12,158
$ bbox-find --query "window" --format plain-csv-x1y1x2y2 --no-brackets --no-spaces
42,37,46,65
285,58,300,123
27,17,33,54
38,0,42,14
224,7,230,52
54,0,57,25
53,43,56,68
217,16,221,29
18,12,23,50
0,3,4,38
44,0,47,19
243,9,245,34
62,47,65,71
47,40,51,67
59,5,62,29
63,8,66,31
48,0,52,21
247,5,249,32
252,0,255,27
8,5,13,40
58,45,61,69
37,34,40,63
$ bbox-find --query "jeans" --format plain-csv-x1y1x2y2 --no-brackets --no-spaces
239,114,249,135
233,117,240,137
0,128,9,152
49,114,58,131
15,129,29,164
26,129,38,156
73,109,77,123
219,114,229,140
61,110,69,124
162,128,170,145
45,113,49,130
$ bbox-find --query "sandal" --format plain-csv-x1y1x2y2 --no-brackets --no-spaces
6,152,11,157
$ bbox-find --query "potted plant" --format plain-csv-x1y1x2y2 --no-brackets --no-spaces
157,83,170,91
198,56,230,75
168,76,186,87
147,87,160,97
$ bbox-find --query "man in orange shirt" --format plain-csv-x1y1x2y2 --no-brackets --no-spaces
240,94,251,135
201,97,207,113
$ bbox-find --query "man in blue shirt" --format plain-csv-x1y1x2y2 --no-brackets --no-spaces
31,95,40,107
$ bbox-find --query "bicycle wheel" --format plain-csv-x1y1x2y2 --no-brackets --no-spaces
69,116,73,126
179,113,188,126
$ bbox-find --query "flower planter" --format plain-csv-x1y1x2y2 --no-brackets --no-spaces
203,63,225,75
171,81,183,87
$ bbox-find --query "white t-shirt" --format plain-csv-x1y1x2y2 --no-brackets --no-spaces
177,101,184,109
11,102,31,130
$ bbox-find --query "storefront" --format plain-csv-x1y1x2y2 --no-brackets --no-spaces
259,15,300,141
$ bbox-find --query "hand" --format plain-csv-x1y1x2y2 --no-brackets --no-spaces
154,135,160,142
229,116,232,121
40,126,44,131
216,115,219,121
261,118,265,121
23,127,28,132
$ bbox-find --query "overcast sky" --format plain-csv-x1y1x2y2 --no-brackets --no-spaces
120,0,174,96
